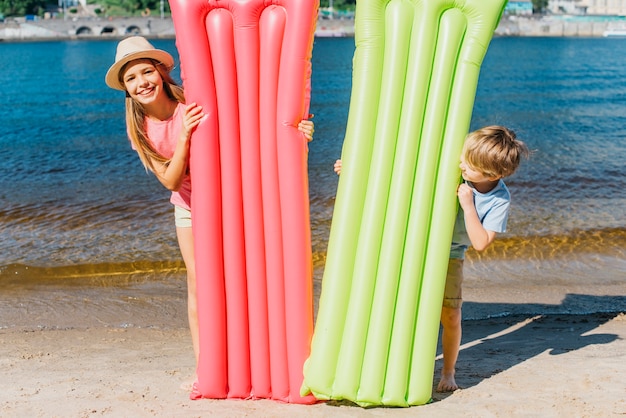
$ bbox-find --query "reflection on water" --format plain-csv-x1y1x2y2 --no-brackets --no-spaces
0,261,185,286
474,228,626,261
466,229,626,287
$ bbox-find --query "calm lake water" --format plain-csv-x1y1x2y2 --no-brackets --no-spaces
0,36,625,328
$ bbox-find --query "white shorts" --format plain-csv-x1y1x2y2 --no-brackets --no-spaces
174,205,192,228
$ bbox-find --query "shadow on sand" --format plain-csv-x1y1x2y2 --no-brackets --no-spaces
432,293,626,401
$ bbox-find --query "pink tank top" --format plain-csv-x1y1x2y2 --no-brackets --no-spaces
141,102,192,210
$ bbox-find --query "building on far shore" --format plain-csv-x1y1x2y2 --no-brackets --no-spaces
549,0,588,14
579,0,626,15
7,1,626,41
549,0,626,15
505,0,533,16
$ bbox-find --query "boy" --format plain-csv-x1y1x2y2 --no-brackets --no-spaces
334,125,529,393
438,125,529,392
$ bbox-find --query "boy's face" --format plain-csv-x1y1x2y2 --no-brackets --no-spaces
459,157,499,184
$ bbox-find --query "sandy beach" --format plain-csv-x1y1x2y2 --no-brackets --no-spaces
1,314,625,417
1,276,625,417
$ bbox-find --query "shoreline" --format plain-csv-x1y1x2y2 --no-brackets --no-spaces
2,233,625,331
3,262,624,325
3,15,626,42
2,252,625,331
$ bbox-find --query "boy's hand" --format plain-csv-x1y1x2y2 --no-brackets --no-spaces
458,182,497,252
334,159,342,175
457,183,474,211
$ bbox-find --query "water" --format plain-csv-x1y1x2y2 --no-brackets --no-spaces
1,37,625,329
469,38,626,282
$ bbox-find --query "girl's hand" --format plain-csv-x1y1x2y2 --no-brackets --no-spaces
334,159,342,175
298,119,314,142
457,183,474,211
181,102,206,142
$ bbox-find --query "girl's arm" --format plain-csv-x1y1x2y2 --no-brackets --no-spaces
152,110,307,190
151,102,205,191
457,183,497,251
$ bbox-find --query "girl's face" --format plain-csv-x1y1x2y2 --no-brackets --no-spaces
122,59,165,105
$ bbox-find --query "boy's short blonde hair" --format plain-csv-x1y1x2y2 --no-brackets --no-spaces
462,125,529,179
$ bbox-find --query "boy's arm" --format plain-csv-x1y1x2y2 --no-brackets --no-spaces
458,183,497,251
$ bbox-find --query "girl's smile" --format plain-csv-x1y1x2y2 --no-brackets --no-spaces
122,59,164,104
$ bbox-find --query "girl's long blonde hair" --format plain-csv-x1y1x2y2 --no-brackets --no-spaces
122,60,185,173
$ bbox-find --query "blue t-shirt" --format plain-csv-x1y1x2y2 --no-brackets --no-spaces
450,179,510,259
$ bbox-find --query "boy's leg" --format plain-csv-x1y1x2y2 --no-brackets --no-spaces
437,258,464,392
438,305,462,392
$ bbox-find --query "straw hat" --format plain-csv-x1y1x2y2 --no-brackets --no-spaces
105,36,174,91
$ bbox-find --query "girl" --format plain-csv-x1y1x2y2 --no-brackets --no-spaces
105,36,314,388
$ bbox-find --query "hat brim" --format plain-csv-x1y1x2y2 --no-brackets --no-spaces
105,49,174,91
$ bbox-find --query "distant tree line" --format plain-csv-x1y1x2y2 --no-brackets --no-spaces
0,0,49,16
1,0,546,20
320,0,355,11
532,0,549,14
0,0,353,18
102,0,169,16
0,0,168,17
320,0,548,14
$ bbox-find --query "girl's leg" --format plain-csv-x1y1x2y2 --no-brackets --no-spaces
176,226,199,364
